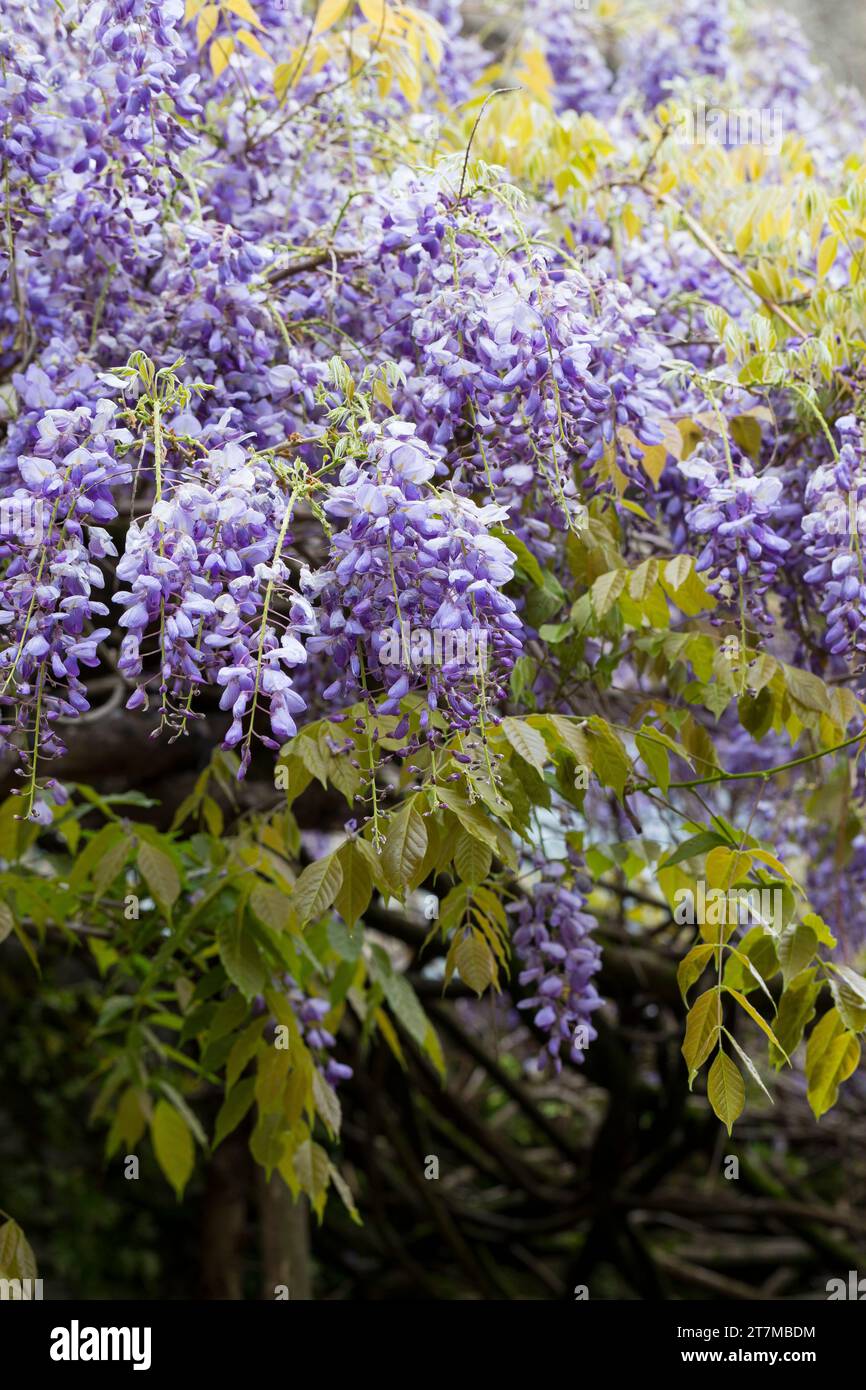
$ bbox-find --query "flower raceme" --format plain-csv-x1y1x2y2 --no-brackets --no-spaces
507,858,603,1076
677,442,790,622
802,415,866,676
114,440,315,775
302,419,524,728
0,398,130,820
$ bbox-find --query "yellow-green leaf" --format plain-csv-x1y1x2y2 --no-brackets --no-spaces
138,842,180,918
0,902,14,945
726,987,789,1062
196,3,219,46
151,1099,194,1198
682,988,722,1078
707,1050,745,1134
313,0,352,35
335,841,373,928
236,29,270,59
806,1008,860,1118
0,1220,37,1281
677,943,714,1003
455,931,496,996
382,801,428,893
210,35,234,76
292,854,343,925
250,882,297,934
705,846,752,890
591,567,626,619
224,0,265,29
501,717,549,775
454,830,492,886
817,233,838,279
213,1076,255,1149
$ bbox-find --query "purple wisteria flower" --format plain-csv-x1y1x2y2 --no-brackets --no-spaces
507,858,603,1074
802,415,866,672
114,440,315,773
677,443,790,622
303,418,523,729
0,397,131,814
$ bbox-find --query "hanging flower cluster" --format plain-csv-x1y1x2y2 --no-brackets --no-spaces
303,419,522,729
802,415,866,673
507,857,603,1076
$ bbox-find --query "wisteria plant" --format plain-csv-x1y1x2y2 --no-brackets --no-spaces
3,0,866,1231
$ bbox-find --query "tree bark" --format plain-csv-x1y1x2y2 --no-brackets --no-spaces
200,1130,249,1300
257,1171,312,1301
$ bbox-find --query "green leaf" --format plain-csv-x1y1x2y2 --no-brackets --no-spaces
770,968,819,1067
107,1087,148,1157
591,567,627,618
636,729,670,795
723,943,776,1005
138,842,181,918
383,971,429,1048
335,841,373,928
802,911,837,948
664,555,693,590
295,731,330,788
226,1018,265,1091
546,715,593,767
292,854,343,925
0,1220,37,1281
721,1027,774,1103
224,0,265,30
705,846,752,890
805,1008,861,1119
707,1050,745,1134
725,987,789,1063
207,991,248,1045
213,1076,256,1149
250,882,298,935
629,557,659,601
501,717,549,775
827,964,866,1032
328,1163,361,1224
784,663,830,715
255,1046,291,1115
69,823,124,890
151,1098,194,1198
682,988,722,1080
777,921,818,984
454,931,496,996
585,718,630,800
312,1068,341,1138
538,620,572,644
435,789,500,853
293,1140,330,1218
157,1081,208,1148
677,942,714,1003
382,802,428,893
92,834,134,899
660,830,728,869
454,831,492,885
0,901,13,945
218,914,265,1000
